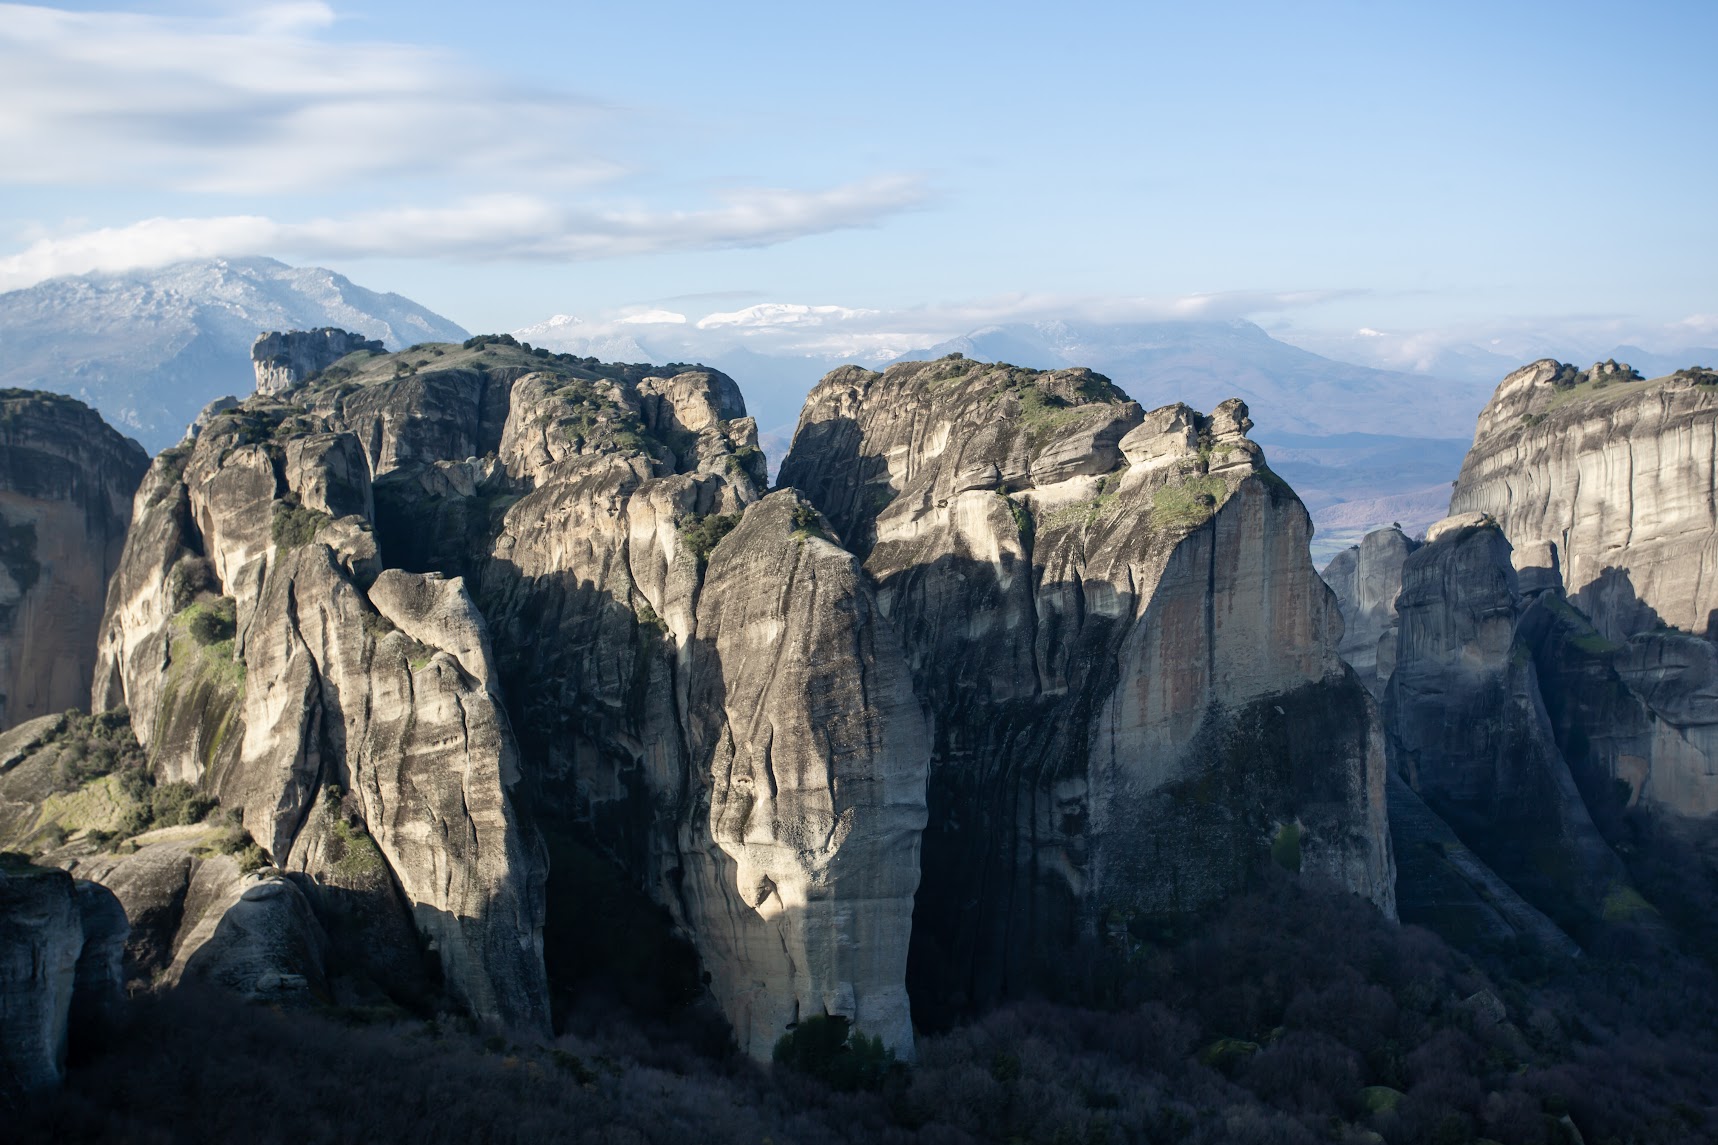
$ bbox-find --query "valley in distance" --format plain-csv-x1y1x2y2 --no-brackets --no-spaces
2,283,1717,1145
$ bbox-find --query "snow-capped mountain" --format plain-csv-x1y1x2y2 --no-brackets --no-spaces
0,257,467,451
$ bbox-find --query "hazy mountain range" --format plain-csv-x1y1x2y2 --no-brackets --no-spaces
0,257,467,451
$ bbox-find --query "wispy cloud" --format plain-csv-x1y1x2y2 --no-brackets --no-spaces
0,178,927,291
0,3,928,289
518,289,1362,363
0,1,611,192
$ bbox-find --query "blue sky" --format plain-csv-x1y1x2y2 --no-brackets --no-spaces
2,0,1713,358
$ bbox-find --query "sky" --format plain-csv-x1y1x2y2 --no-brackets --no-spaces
2,0,1714,360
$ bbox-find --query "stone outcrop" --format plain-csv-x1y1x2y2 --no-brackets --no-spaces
0,390,149,730
0,863,127,1097
680,492,928,1057
54,335,1402,1057
779,355,1394,1022
1387,773,1579,954
251,328,384,396
1321,527,1418,697
1383,517,1628,936
90,348,549,1031
88,336,920,1057
1450,360,1718,641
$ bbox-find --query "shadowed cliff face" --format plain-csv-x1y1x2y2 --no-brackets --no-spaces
0,391,148,731
1326,512,1718,949
1383,520,1627,937
1450,360,1718,642
1320,527,1418,698
780,356,1395,1024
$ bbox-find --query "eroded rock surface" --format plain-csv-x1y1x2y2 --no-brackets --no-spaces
0,390,148,730
1383,518,1632,937
780,355,1394,1022
1321,527,1418,697
680,492,928,1057
1450,360,1718,641
0,864,127,1097
88,337,918,1056
91,349,551,1031
252,328,383,396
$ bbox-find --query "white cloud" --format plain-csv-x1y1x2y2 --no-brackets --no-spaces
520,290,1370,365
0,2,614,192
0,4,929,289
696,303,879,330
0,178,929,291
618,310,688,325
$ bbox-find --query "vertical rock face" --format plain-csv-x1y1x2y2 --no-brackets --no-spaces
0,866,82,1095
91,353,549,1031
88,337,920,1057
0,391,149,731
680,492,928,1058
1383,517,1626,934
1320,527,1418,697
251,329,385,396
1450,360,1718,641
0,865,127,1097
780,356,1394,1022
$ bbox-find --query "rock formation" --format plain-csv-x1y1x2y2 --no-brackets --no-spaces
0,861,126,1097
2,334,1402,1059
251,328,384,396
1383,515,1628,936
1321,526,1418,697
1324,505,1718,945
0,390,149,731
780,355,1395,1022
90,347,550,1032
1450,360,1718,641
86,336,923,1057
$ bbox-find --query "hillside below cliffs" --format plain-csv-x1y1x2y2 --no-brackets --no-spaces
0,391,148,731
1450,359,1718,641
781,354,1395,1024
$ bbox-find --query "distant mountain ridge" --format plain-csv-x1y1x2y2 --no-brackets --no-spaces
905,318,1497,439
0,257,467,451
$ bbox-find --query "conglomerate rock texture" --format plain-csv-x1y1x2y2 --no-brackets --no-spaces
0,391,148,730
780,355,1395,1023
24,335,1402,1058
86,337,925,1056
1450,360,1718,642
1383,517,1627,937
251,328,384,396
1321,526,1418,698
0,863,126,1098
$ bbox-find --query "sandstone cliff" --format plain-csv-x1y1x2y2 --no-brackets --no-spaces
1383,516,1628,935
1450,360,1718,641
779,355,1395,1021
1321,527,1417,698
54,335,1402,1056
0,861,126,1097
87,336,923,1058
0,391,148,730
90,349,550,1031
251,328,384,396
